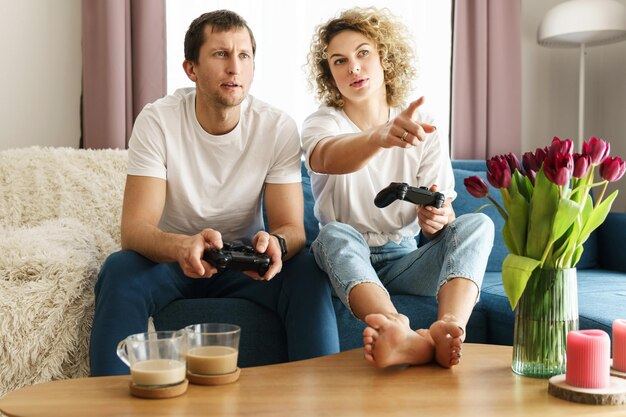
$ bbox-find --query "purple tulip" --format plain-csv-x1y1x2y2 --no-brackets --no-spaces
504,152,522,174
599,156,626,182
522,151,540,173
535,147,548,166
582,137,611,165
464,176,489,198
524,148,548,170
572,153,591,178
486,155,512,189
543,152,573,186
549,136,573,157
522,151,543,184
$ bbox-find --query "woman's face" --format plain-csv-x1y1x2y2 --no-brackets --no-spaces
326,30,386,106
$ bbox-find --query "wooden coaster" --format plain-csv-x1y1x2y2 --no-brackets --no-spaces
548,374,626,405
611,359,626,378
187,367,241,385
129,379,188,399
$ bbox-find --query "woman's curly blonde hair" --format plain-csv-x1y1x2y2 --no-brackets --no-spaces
307,7,417,109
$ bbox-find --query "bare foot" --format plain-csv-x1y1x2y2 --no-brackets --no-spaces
428,315,464,368
362,313,435,368
362,325,378,364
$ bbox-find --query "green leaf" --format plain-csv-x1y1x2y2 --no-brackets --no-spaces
551,198,581,244
513,171,533,202
502,254,542,310
502,221,520,255
503,172,530,256
552,218,581,268
571,244,584,266
526,169,559,260
578,190,618,245
580,196,593,225
506,190,529,257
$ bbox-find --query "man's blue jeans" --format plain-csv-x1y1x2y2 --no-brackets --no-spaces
89,250,340,376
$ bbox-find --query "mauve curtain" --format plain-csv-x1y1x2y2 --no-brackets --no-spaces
451,0,522,159
82,0,166,150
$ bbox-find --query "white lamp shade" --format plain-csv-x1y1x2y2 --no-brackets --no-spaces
538,0,626,47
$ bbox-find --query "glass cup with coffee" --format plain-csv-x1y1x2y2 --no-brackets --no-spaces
116,330,187,389
184,323,241,383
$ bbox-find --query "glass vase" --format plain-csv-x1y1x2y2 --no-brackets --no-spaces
511,268,579,378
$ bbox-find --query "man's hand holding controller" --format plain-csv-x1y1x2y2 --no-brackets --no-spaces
242,231,283,280
177,229,281,281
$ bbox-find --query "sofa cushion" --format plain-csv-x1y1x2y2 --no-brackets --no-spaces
452,168,507,272
334,295,489,350
155,292,490,367
154,298,288,367
477,269,625,346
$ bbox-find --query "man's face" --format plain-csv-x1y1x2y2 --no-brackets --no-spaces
187,26,254,108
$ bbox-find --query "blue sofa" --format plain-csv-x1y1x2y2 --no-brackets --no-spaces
153,160,626,367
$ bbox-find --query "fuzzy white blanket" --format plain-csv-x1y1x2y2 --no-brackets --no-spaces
0,147,127,396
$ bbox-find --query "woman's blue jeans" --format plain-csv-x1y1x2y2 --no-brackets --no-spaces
311,213,494,315
89,250,340,376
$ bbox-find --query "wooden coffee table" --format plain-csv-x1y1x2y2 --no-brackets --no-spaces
1,344,625,416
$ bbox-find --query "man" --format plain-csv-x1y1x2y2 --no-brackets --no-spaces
89,9,339,376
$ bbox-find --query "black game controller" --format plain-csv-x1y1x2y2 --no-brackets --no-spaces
374,182,445,209
203,241,271,277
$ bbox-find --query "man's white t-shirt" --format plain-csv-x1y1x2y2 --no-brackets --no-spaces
127,88,301,241
302,105,457,247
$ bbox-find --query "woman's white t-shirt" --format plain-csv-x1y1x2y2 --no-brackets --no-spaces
302,105,456,247
127,88,301,241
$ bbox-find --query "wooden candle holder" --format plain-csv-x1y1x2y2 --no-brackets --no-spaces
549,374,626,405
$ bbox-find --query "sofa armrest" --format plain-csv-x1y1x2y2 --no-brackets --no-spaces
597,212,626,272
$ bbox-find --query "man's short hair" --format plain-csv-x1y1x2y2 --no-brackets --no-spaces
184,9,256,63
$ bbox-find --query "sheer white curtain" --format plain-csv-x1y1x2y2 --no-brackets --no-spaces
166,0,452,141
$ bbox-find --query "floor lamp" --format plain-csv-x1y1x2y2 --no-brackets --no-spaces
537,0,626,151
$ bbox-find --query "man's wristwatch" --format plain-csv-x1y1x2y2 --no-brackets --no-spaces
271,233,288,258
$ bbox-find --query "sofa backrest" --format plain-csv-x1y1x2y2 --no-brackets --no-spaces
301,160,599,272
449,160,507,272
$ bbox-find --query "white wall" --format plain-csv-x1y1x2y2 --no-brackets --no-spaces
1,0,625,211
166,1,452,141
0,0,82,150
522,0,626,211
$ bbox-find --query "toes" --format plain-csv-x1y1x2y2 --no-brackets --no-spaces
429,319,466,368
364,313,389,330
440,315,465,339
449,348,462,365
363,326,379,338
445,323,464,340
450,337,462,349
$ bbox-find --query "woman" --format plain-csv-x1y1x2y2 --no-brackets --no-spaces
302,7,494,368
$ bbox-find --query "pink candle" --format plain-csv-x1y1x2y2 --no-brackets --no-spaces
566,330,610,388
613,319,626,372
